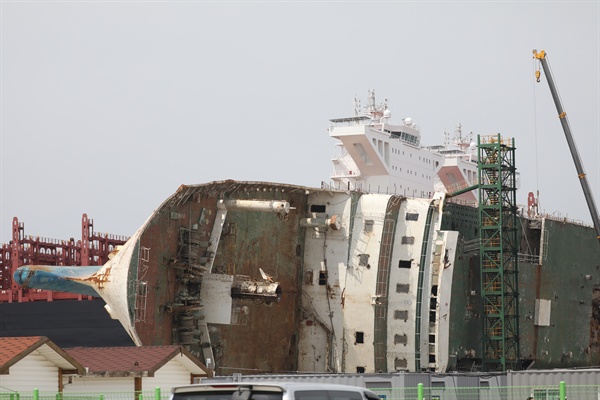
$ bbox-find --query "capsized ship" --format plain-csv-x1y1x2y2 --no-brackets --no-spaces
13,92,600,374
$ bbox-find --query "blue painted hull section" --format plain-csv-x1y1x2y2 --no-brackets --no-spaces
14,266,101,297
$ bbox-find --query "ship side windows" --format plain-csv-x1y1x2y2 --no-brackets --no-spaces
355,331,364,344
401,236,415,245
319,270,327,285
406,212,419,221
310,204,326,213
398,260,412,268
394,310,408,320
358,254,370,267
431,285,438,296
429,298,437,309
395,358,408,370
429,310,436,323
396,283,410,293
394,334,408,345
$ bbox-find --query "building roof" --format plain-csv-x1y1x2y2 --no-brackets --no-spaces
65,345,211,377
0,336,84,375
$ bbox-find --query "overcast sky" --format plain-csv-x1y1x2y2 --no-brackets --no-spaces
1,1,599,242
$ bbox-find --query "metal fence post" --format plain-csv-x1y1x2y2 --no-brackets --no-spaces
155,387,161,400
559,381,566,400
417,383,423,400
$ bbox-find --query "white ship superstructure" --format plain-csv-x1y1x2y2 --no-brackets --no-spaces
328,90,479,204
297,190,459,373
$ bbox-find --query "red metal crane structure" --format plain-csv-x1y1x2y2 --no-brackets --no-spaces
0,214,128,302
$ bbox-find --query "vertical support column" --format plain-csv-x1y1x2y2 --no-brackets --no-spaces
10,218,21,290
81,214,90,266
559,381,566,400
478,134,520,372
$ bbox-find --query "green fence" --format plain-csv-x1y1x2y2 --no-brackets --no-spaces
2,382,597,400
367,381,581,400
0,387,169,400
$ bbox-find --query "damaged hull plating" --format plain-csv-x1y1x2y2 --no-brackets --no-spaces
14,180,600,374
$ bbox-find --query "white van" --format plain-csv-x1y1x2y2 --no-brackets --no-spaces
170,382,382,400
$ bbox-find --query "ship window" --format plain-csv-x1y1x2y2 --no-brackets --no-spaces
429,334,436,343
394,334,408,345
311,204,326,213
358,254,370,267
355,332,364,343
398,260,412,268
318,270,327,285
394,310,408,320
356,366,365,373
405,213,419,221
430,298,437,309
429,310,436,323
431,285,438,296
401,236,415,245
394,358,408,369
396,283,409,293
364,220,374,232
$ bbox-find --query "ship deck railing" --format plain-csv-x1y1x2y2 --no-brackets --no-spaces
531,212,593,229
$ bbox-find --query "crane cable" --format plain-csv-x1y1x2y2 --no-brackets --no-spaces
532,55,540,212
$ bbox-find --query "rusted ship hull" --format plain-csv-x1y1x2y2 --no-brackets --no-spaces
14,180,600,374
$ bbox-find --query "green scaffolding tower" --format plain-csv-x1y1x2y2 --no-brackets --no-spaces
478,134,520,372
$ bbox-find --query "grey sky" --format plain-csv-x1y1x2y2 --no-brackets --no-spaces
1,1,599,242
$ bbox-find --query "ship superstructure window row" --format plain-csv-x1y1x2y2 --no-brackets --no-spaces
386,130,419,147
